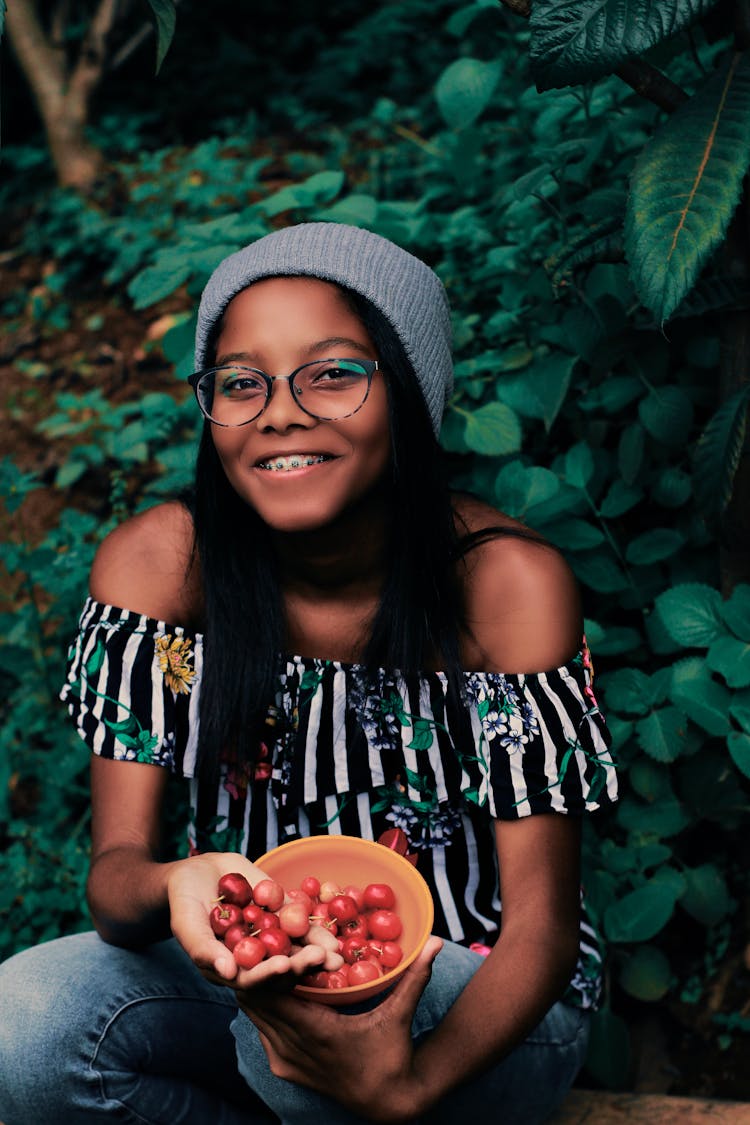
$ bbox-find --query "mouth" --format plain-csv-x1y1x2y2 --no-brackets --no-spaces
255,453,335,473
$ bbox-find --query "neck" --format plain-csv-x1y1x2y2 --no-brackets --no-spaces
271,486,390,597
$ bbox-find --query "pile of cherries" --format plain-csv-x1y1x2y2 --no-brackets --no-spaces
211,871,404,989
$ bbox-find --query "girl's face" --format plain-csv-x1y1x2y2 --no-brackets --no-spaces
210,276,391,534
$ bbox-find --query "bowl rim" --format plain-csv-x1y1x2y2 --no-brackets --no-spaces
255,835,435,1001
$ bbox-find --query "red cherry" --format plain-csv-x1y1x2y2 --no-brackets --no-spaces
367,909,402,941
242,903,264,927
278,902,310,938
319,881,339,903
286,888,314,912
348,960,382,985
328,894,358,925
326,969,350,989
259,928,292,958
210,902,244,937
342,884,365,911
223,923,251,951
371,940,403,968
253,879,285,911
233,936,267,969
363,883,396,910
341,914,370,940
217,872,254,908
257,911,281,931
300,876,321,899
341,936,368,964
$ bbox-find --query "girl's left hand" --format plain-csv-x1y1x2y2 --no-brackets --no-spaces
236,935,443,1123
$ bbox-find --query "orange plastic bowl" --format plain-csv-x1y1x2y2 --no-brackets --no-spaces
255,835,434,1006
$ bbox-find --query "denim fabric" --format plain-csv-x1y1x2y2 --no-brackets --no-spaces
232,941,589,1125
0,934,587,1124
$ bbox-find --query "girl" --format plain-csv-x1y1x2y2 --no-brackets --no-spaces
0,222,617,1124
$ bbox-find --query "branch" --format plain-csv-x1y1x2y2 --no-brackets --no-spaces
613,57,689,112
67,0,122,117
5,0,67,114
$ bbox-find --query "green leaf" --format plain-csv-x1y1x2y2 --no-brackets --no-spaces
434,58,501,129
617,795,690,838
129,261,191,310
618,423,644,486
670,275,750,319
626,529,684,566
571,550,629,594
600,668,652,716
625,53,750,323
260,171,345,217
651,467,692,509
494,461,560,517
604,880,680,942
628,760,671,803
670,660,732,735
530,0,718,91
144,0,177,73
721,584,750,639
532,353,574,431
680,864,733,926
707,636,750,688
563,441,594,489
315,194,379,227
85,641,106,678
638,386,694,445
727,731,750,779
598,480,643,518
620,944,672,1002
464,403,522,456
654,583,725,647
544,518,604,551
693,386,750,519
636,706,690,762
0,458,41,514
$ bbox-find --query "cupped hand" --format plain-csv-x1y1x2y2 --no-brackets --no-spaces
237,935,444,1123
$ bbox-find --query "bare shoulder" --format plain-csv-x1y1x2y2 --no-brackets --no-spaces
453,493,582,673
89,501,202,626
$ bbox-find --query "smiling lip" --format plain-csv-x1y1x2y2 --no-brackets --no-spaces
255,452,337,472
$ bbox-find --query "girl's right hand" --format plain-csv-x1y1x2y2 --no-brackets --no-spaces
167,852,330,988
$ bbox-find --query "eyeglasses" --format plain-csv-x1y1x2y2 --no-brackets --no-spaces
188,358,379,427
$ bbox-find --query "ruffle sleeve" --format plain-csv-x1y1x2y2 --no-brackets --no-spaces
463,642,617,819
60,597,201,777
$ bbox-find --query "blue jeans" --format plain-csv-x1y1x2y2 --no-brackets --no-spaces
0,933,588,1124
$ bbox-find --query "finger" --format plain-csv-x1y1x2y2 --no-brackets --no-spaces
171,901,238,981
382,935,443,1015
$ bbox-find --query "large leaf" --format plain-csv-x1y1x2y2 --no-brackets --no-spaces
620,945,672,1002
625,53,750,324
680,864,733,926
435,58,501,129
693,385,750,519
529,0,718,90
604,877,682,942
464,402,522,455
144,0,177,73
653,583,725,647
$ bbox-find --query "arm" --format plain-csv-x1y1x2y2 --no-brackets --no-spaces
241,813,581,1122
241,534,586,1120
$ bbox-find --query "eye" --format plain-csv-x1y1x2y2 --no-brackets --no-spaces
307,361,367,386
219,369,265,397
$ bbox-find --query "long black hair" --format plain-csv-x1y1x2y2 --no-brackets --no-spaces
190,285,506,776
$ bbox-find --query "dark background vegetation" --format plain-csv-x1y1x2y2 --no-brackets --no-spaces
2,0,750,1102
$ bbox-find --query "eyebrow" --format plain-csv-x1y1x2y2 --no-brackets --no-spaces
215,337,374,367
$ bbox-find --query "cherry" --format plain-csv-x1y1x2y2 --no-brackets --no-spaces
348,960,382,985
367,909,402,941
341,914,370,941
217,872,254,908
371,940,403,968
286,888,314,912
223,922,251,951
363,882,396,910
341,936,368,964
277,902,310,938
326,969,350,989
342,883,365,911
318,880,339,903
259,928,292,958
300,876,321,898
233,936,267,970
328,894,358,925
252,879,285,912
210,902,244,937
242,903,265,927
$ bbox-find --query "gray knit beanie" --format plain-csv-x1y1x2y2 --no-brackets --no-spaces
194,222,453,436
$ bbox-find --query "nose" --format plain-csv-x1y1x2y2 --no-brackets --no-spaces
257,376,316,432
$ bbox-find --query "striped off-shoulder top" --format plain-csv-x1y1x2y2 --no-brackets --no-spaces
61,596,618,1009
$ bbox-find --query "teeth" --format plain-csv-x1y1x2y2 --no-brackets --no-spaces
259,454,330,472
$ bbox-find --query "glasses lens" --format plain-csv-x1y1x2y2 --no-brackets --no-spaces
293,360,370,420
197,368,267,424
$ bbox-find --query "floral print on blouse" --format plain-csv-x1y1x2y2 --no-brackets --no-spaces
61,597,618,1010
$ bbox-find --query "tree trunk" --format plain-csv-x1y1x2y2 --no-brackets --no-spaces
5,0,119,192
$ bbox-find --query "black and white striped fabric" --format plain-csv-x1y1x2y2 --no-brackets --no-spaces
61,597,617,1009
